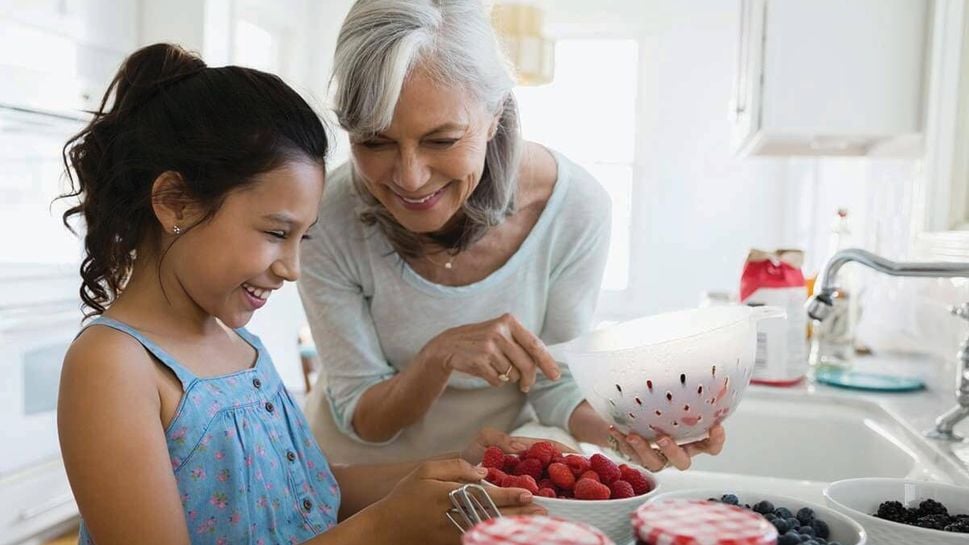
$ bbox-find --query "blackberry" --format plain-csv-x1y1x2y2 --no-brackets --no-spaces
796,507,816,525
917,499,949,517
874,500,910,523
944,518,969,533
753,500,775,514
915,514,952,531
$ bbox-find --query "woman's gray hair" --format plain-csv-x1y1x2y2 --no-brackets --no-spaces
332,0,522,258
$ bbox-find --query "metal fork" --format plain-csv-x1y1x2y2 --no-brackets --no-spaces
446,483,502,533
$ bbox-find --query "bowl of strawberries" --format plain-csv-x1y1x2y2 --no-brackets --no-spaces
481,441,659,544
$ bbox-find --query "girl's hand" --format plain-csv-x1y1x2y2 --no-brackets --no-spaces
420,314,560,392
608,424,727,472
374,459,545,545
460,427,577,465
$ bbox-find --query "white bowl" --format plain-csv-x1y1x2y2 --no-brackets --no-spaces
824,478,969,545
553,306,783,444
483,471,660,544
648,488,867,545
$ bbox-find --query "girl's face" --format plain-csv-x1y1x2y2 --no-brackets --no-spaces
350,68,499,235
168,161,324,328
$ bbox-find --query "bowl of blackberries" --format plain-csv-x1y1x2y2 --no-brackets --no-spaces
825,478,969,545
646,489,867,545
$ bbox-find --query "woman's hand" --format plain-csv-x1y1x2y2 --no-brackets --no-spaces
608,424,727,472
420,313,560,392
460,427,577,465
373,459,545,545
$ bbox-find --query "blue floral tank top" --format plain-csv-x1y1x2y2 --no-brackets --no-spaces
77,316,340,545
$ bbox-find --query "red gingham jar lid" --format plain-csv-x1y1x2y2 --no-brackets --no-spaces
631,499,778,545
461,515,615,545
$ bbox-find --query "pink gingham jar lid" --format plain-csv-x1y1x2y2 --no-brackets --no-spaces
632,499,778,545
461,515,615,545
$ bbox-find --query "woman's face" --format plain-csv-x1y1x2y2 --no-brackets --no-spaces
350,68,499,235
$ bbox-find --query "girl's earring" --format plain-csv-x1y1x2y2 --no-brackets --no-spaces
172,225,182,235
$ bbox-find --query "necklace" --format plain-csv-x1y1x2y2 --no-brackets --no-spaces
424,250,456,270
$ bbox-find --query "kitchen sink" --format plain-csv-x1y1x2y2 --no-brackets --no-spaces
689,391,920,482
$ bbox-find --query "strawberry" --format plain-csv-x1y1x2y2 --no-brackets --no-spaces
579,470,601,483
513,457,544,480
536,487,556,498
609,479,635,499
564,455,590,477
590,453,621,484
574,478,611,500
547,462,576,491
524,441,558,467
619,465,653,495
485,467,508,484
501,474,538,494
482,446,506,469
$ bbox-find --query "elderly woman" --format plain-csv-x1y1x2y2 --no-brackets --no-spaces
299,0,725,470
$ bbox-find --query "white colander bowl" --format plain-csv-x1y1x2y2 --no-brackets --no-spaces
551,305,784,445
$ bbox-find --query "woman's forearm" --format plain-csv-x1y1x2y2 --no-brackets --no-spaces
567,401,612,446
351,350,452,442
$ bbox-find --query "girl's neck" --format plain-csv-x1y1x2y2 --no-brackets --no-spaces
105,253,222,339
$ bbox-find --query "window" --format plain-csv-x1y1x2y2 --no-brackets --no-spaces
515,39,639,292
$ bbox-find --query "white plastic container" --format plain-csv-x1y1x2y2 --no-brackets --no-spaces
550,305,784,445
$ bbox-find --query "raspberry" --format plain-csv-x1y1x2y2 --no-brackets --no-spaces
551,455,568,466
513,457,544,480
619,465,652,495
482,446,506,469
485,467,507,484
565,455,590,477
609,480,635,499
574,478,611,500
524,441,558,467
501,474,538,494
590,454,621,484
547,462,576,490
537,487,556,498
502,454,520,473
579,470,601,482
558,489,574,499
538,478,555,490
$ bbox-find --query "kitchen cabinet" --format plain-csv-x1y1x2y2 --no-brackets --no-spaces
915,0,969,260
732,0,927,156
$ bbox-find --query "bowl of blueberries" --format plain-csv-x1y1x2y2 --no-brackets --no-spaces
646,488,867,545
824,478,969,545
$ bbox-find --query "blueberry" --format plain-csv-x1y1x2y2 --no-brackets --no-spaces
799,525,815,537
753,500,775,514
798,535,813,543
828,542,843,545
774,507,794,519
721,494,740,506
811,519,830,539
772,518,792,533
786,517,800,529
797,507,816,525
778,533,801,545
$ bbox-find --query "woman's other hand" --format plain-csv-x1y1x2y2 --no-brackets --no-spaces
608,424,726,472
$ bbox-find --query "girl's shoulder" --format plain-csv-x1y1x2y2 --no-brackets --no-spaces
63,322,159,397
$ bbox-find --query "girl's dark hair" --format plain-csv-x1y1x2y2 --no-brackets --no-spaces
61,43,328,316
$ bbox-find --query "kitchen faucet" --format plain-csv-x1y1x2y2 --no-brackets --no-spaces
806,248,969,441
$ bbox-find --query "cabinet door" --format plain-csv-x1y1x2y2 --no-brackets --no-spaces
731,0,766,151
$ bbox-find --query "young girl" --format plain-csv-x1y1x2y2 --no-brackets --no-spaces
57,43,544,545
